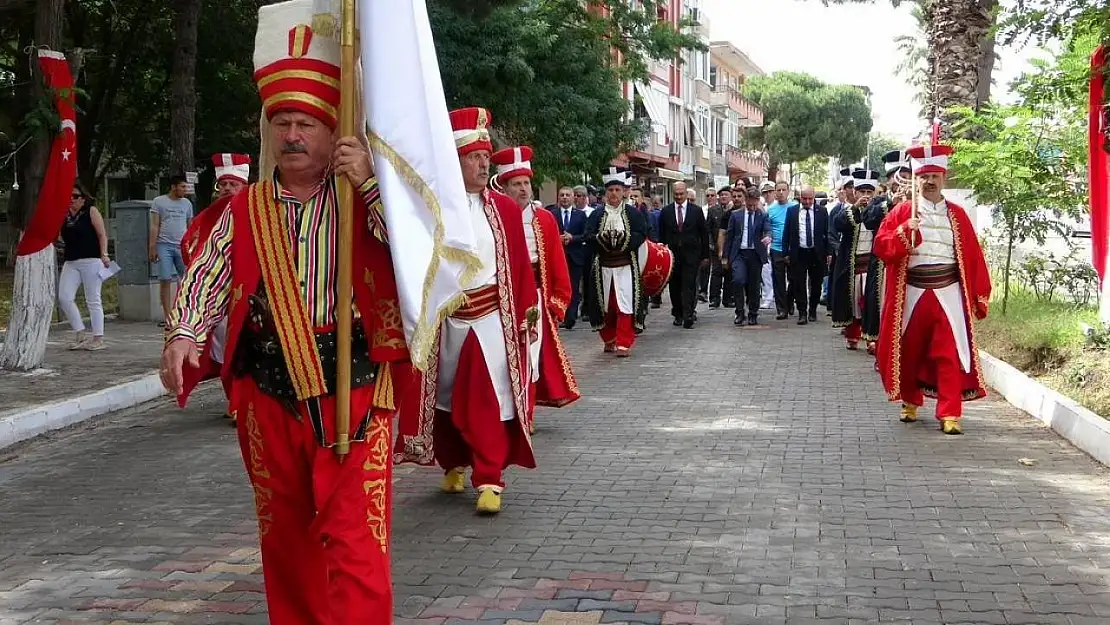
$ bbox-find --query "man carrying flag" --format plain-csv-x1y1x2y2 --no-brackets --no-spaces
873,144,992,435
159,1,414,621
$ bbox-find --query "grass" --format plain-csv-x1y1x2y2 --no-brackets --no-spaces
0,267,120,332
977,285,1110,419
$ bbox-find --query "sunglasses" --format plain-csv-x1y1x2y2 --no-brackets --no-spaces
71,193,83,199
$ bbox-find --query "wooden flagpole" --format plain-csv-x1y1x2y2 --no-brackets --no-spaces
334,0,357,460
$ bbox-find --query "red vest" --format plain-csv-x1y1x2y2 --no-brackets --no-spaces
220,182,409,394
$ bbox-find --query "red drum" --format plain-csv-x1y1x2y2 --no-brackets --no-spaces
637,240,674,298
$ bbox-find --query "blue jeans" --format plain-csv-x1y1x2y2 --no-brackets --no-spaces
156,242,185,281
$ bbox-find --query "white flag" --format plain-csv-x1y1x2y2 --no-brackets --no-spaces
359,0,480,370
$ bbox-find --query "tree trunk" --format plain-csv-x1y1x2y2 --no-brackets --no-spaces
13,0,64,230
1,0,64,372
974,16,998,110
924,0,997,138
170,0,201,177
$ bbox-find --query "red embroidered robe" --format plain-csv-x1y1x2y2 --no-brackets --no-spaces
394,190,538,467
872,199,991,403
176,183,409,412
531,207,580,407
176,196,233,407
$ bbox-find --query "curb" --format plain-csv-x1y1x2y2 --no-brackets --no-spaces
979,350,1110,466
0,313,122,342
0,372,166,450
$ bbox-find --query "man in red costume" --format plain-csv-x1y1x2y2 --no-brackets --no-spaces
873,144,992,435
177,153,251,423
394,108,539,515
491,145,581,432
159,1,407,622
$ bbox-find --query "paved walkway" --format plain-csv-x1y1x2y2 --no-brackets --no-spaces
0,320,162,419
3,307,1110,625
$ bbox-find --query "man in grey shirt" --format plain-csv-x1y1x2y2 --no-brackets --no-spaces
149,174,193,324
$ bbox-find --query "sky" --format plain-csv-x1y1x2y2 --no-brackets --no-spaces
703,0,1046,143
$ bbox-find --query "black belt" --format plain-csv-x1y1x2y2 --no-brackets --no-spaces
233,323,377,401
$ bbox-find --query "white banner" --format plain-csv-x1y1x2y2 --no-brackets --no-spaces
359,0,480,370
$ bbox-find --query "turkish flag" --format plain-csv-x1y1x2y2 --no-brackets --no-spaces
1090,45,1109,285
16,50,78,257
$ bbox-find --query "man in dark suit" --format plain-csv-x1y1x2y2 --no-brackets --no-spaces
782,186,830,325
722,187,771,326
657,181,710,329
549,186,589,329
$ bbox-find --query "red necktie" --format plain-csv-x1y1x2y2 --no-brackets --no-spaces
677,205,684,231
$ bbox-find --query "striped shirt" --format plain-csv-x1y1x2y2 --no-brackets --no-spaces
166,171,385,345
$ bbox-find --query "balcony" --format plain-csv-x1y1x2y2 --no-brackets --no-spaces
722,144,769,177
710,86,763,127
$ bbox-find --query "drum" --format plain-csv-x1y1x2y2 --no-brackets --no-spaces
637,240,674,298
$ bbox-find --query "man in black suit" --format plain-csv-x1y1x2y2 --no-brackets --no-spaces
782,186,829,325
549,186,589,329
657,181,709,329
722,187,771,326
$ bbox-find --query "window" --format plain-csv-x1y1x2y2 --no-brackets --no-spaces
709,65,717,88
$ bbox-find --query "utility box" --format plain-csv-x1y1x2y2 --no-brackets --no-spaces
111,199,162,322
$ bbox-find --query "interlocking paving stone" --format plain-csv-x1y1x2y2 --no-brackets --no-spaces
3,307,1110,624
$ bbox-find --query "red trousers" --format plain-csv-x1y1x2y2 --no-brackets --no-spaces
233,379,392,625
899,290,964,419
844,319,862,342
600,288,635,349
433,329,531,490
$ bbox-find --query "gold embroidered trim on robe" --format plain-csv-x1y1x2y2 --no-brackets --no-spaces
248,181,328,400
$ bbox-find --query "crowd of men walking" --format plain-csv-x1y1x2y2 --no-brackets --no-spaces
149,4,994,622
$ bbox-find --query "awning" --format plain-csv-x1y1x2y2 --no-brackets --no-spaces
634,82,668,131
656,168,685,181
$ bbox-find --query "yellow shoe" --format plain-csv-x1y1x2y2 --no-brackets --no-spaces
941,418,963,435
899,404,919,423
440,468,466,494
476,487,502,515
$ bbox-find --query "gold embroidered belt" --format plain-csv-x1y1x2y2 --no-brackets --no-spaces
599,252,632,268
854,254,871,275
907,263,959,289
452,284,500,321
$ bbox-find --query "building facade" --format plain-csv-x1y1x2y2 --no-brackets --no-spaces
614,1,766,206
708,41,768,190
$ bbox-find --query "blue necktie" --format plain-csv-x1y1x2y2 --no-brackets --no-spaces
563,209,570,230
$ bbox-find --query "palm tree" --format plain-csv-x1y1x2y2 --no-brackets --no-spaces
894,4,929,119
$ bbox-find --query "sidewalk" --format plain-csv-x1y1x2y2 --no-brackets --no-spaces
4,308,1110,624
0,320,167,449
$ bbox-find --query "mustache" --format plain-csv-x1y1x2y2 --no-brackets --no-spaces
281,142,308,154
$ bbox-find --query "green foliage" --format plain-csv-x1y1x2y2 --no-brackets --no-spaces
793,155,829,190
948,28,1094,313
1000,0,1110,48
864,133,905,171
1016,248,1098,307
429,0,701,184
741,71,872,169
